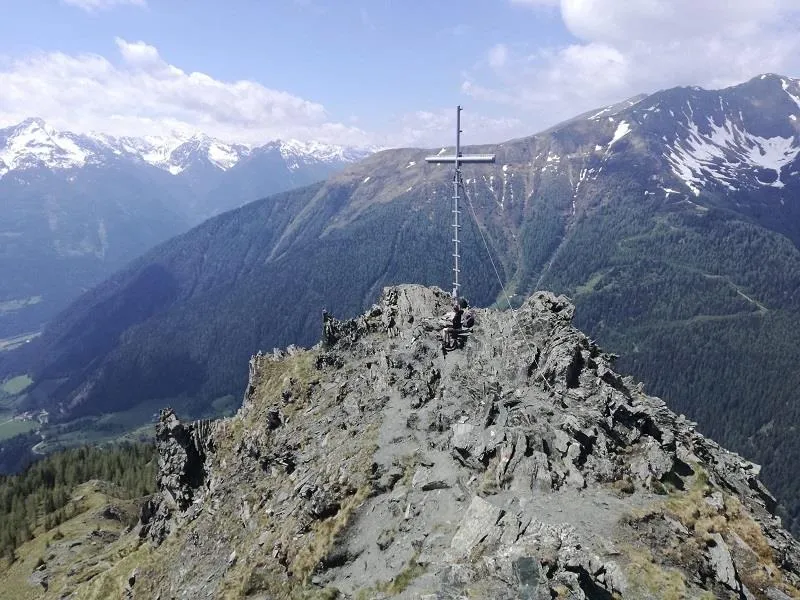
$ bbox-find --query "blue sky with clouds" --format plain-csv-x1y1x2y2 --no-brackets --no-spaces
1,0,799,147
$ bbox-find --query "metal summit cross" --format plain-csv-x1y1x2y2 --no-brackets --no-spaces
425,106,495,301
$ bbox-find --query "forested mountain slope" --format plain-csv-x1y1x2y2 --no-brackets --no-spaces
0,119,370,338
3,73,800,535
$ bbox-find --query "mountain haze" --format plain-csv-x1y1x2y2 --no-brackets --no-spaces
0,118,372,338
3,73,800,533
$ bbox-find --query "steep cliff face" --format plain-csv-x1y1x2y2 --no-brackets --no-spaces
69,286,798,599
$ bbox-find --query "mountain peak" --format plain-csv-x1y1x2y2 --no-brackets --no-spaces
753,72,794,83
0,119,374,178
16,116,49,130
126,284,800,599
0,117,87,174
730,73,800,94
7,116,59,139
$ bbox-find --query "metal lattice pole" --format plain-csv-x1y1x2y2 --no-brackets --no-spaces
425,107,495,301
452,106,461,299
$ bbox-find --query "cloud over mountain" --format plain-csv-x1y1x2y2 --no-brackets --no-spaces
0,38,371,147
465,0,800,130
5,1,800,148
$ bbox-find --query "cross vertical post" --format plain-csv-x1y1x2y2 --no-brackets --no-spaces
425,107,495,301
453,106,461,300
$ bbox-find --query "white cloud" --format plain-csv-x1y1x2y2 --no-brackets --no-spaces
115,38,161,68
465,0,800,133
560,0,793,44
62,0,146,12
0,38,524,148
0,39,372,146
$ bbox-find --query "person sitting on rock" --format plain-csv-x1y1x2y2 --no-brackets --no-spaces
460,298,475,329
442,302,464,349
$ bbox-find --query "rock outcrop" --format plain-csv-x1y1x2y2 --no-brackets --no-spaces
138,410,215,545
119,285,800,599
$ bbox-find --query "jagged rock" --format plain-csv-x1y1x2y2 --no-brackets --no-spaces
376,528,395,551
125,285,800,599
530,451,554,491
630,436,674,484
28,566,48,591
449,496,506,560
411,465,453,491
137,409,214,545
97,504,125,522
451,422,475,450
766,588,794,600
707,533,741,591
705,490,725,512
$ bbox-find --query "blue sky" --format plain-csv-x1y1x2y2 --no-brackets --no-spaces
1,0,799,147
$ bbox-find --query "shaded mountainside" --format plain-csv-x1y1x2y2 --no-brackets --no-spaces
0,162,190,338
0,119,369,339
3,74,800,535
9,285,800,599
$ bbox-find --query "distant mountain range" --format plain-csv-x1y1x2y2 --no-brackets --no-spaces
0,118,372,179
3,73,800,535
0,118,374,337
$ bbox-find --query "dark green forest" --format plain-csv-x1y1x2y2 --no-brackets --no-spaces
0,443,156,562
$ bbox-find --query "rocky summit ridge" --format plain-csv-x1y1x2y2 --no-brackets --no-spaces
106,285,799,599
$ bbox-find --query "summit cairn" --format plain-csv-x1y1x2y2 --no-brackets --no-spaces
133,285,799,599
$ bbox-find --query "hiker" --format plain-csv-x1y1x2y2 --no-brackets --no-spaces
462,306,475,329
457,297,476,329
441,301,464,349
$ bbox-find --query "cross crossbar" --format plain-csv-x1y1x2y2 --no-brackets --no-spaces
424,154,496,164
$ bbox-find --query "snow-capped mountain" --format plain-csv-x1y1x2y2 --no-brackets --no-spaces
0,118,375,342
84,131,251,175
0,118,373,179
0,118,102,174
272,138,374,170
575,73,800,197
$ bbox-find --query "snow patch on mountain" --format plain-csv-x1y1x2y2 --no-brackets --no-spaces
589,106,614,120
277,139,373,171
0,119,374,179
587,95,647,122
138,136,189,167
0,119,90,175
609,121,631,147
160,135,251,175
666,116,799,195
781,78,800,113
207,141,242,170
